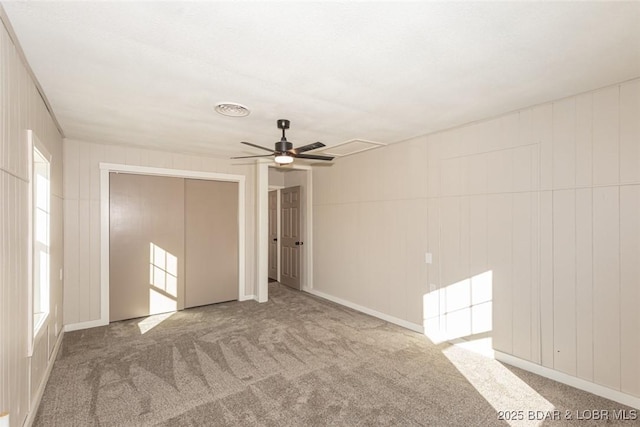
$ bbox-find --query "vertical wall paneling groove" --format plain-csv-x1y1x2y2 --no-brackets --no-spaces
512,192,533,361
312,78,640,407
425,197,441,335
530,191,541,365
539,190,554,368
575,188,594,381
592,186,621,390
89,199,100,318
528,114,542,364
488,194,513,354
620,185,640,396
552,98,576,188
535,104,554,190
78,199,91,321
619,78,640,398
620,81,640,183
575,94,593,187
592,87,619,186
552,189,577,375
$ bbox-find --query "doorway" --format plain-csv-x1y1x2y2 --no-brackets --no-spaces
259,164,312,299
267,185,303,290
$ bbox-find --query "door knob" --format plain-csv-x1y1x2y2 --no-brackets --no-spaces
273,238,277,242
295,241,304,246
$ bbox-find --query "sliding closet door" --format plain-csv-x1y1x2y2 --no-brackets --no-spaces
184,179,238,308
109,173,185,321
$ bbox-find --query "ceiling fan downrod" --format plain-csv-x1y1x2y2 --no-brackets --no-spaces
276,119,292,153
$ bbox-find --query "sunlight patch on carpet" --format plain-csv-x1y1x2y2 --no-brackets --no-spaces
442,344,555,427
138,312,175,334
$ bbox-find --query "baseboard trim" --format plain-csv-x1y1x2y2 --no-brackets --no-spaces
64,318,108,332
24,330,64,427
495,351,640,410
306,289,424,334
65,296,259,331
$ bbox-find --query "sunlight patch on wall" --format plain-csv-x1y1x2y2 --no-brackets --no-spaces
424,271,493,344
150,243,178,297
149,242,178,315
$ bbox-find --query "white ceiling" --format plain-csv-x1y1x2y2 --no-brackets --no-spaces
3,1,640,159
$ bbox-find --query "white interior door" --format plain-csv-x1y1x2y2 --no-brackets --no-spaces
268,190,278,281
281,186,301,289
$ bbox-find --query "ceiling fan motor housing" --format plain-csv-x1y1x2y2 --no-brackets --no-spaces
277,119,290,130
275,139,293,153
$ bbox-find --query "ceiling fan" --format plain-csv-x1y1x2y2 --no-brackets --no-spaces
231,119,334,165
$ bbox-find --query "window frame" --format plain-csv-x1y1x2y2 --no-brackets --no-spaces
27,130,51,356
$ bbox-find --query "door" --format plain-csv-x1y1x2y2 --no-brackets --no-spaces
109,173,185,321
281,186,301,289
268,190,278,281
184,179,238,308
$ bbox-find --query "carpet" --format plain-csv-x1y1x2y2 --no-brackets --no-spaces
34,283,636,426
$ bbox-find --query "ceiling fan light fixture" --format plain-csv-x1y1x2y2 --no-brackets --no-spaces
214,102,250,117
230,119,333,164
274,153,294,164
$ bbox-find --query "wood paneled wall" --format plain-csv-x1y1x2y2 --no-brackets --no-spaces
62,140,256,327
313,138,429,324
0,19,64,427
313,78,640,400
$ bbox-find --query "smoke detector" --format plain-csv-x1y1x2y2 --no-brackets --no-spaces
214,102,250,117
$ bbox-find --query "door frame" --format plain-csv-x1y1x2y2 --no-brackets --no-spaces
257,161,313,302
267,187,283,282
97,162,247,327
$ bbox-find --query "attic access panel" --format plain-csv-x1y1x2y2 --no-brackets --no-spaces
318,139,386,157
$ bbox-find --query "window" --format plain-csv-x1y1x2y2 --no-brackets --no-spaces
30,131,51,340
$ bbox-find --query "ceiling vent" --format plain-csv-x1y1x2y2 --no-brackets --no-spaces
214,102,250,117
320,139,386,157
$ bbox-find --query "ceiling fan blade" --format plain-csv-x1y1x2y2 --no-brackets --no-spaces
230,154,274,159
241,141,275,152
290,141,325,154
293,153,334,161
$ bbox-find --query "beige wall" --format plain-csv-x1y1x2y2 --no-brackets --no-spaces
268,167,285,187
314,138,428,324
0,19,64,427
313,78,640,400
62,139,256,326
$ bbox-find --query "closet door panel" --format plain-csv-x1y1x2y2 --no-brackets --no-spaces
185,179,238,308
109,173,185,322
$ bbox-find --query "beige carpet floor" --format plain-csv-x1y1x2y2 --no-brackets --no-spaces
34,283,637,426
